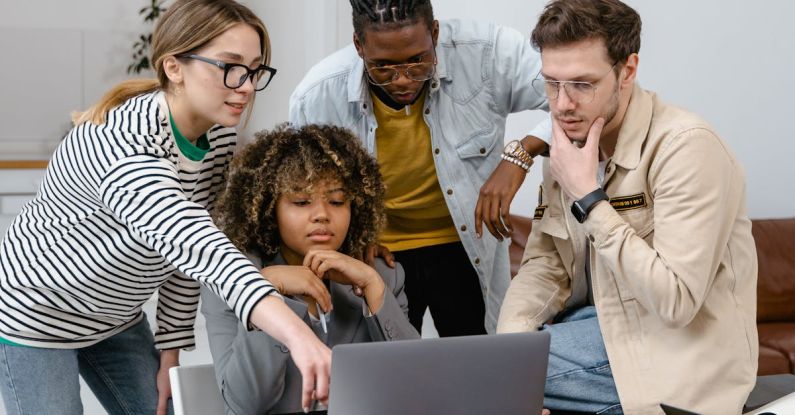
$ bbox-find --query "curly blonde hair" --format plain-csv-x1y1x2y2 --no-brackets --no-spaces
215,124,386,260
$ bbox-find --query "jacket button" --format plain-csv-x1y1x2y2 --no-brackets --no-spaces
363,103,368,109
434,148,440,155
432,82,438,88
276,345,289,353
460,225,467,232
425,108,430,115
446,189,453,195
589,234,595,243
606,165,611,174
474,258,480,265
479,148,486,154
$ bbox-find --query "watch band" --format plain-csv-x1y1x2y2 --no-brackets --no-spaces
505,140,534,166
571,188,609,223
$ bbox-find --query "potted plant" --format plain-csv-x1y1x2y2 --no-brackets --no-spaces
128,0,167,74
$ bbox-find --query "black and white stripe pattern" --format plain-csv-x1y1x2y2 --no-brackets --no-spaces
0,91,275,349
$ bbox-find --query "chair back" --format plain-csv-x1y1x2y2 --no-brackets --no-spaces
169,364,224,415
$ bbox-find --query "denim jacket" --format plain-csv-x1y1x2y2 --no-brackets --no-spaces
289,19,549,333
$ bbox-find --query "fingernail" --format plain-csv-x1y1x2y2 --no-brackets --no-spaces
476,233,481,239
303,407,309,413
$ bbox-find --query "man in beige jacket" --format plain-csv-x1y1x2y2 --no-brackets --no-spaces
497,0,758,413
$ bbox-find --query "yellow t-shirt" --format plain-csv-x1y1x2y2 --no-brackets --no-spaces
372,92,460,252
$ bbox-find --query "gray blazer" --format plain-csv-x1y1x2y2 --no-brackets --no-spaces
200,255,419,415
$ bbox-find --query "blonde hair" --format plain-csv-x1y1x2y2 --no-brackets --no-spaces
73,0,271,126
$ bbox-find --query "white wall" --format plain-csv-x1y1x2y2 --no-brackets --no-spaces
3,1,792,217
239,2,341,137
0,1,147,158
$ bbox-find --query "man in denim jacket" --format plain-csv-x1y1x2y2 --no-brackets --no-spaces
289,0,550,335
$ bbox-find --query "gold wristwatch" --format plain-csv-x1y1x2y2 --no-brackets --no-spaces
501,140,534,172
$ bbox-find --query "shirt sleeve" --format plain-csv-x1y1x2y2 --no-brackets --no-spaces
497,182,570,333
288,89,309,127
154,271,200,350
99,155,278,335
490,24,549,116
527,117,552,145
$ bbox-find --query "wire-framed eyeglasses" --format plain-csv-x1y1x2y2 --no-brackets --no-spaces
532,62,619,104
178,54,277,91
364,52,437,86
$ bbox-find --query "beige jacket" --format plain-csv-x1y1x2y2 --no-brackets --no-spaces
498,85,758,414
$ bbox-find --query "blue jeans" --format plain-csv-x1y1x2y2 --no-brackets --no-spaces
0,315,173,415
543,306,623,414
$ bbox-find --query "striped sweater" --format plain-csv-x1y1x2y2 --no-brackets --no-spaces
0,91,276,349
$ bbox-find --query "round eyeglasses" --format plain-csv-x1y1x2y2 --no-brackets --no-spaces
532,62,618,104
178,54,277,91
364,53,437,86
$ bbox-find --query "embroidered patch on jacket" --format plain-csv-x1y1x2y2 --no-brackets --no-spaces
534,205,547,220
609,193,647,211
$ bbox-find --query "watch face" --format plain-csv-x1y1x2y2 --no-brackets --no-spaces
571,201,587,223
504,140,520,155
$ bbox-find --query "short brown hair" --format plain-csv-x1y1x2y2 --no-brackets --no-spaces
214,124,386,261
531,0,641,64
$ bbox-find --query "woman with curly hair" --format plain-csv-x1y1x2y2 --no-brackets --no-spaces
202,124,419,414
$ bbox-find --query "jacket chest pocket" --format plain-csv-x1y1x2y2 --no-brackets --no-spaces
455,130,500,181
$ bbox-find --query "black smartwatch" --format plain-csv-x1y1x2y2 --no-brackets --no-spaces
571,188,609,223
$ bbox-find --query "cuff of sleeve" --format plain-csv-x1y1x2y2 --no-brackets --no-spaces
362,284,388,317
527,120,552,145
236,280,281,332
582,201,624,247
154,329,196,351
496,317,540,334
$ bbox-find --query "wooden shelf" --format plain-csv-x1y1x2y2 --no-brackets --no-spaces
0,160,49,169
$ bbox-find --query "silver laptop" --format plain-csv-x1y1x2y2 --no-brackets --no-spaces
328,331,550,415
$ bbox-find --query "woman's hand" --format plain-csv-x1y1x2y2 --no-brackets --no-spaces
303,249,386,314
261,265,333,313
249,296,331,412
156,348,180,415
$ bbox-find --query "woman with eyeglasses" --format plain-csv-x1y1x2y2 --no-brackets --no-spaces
0,1,330,414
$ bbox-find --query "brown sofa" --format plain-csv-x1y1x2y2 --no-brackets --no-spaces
508,215,795,375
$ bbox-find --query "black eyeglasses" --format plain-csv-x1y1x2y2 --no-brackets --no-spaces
178,54,277,91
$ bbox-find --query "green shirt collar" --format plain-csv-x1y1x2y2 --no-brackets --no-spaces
169,112,210,162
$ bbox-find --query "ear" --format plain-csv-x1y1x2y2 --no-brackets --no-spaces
353,33,365,59
619,53,639,88
162,55,184,85
431,20,439,47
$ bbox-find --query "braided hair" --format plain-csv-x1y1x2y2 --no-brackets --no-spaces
350,0,435,41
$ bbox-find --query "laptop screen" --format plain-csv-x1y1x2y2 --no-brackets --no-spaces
328,331,550,415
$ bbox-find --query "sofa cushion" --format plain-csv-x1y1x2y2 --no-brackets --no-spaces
758,344,791,376
758,322,795,370
752,218,795,323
